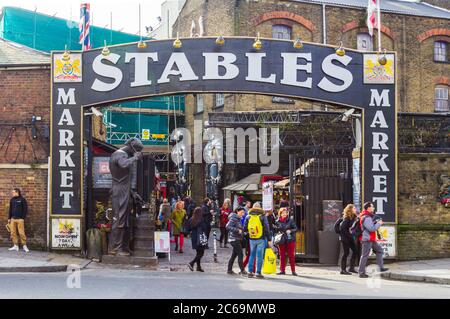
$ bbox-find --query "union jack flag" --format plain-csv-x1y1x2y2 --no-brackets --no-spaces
367,0,378,37
79,3,91,51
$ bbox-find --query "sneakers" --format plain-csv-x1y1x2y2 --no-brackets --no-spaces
239,270,248,276
255,273,264,279
227,270,236,275
348,268,358,274
340,270,352,275
248,272,254,278
379,267,390,272
277,271,286,275
292,272,298,276
8,245,19,251
196,268,205,272
359,273,369,278
23,245,30,253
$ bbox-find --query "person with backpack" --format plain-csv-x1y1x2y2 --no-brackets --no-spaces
219,199,232,248
273,207,298,276
158,198,172,231
226,208,247,276
244,202,272,279
336,204,359,275
187,207,209,272
170,201,186,253
358,202,389,278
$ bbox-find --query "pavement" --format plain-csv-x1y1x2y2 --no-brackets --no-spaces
0,247,90,272
381,258,450,285
2,232,450,287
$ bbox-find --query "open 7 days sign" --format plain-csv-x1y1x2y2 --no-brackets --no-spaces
50,37,397,248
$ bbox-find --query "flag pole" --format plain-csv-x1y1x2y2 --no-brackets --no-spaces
377,0,382,52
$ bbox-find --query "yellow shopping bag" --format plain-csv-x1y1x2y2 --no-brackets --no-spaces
262,248,277,274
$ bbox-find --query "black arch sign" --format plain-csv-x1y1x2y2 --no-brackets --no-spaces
50,37,397,229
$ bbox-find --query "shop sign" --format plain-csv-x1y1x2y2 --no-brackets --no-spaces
51,218,81,249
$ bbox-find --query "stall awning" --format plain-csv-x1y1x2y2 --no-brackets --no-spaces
222,173,262,192
274,178,290,189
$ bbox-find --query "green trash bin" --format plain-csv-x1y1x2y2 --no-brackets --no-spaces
86,228,103,262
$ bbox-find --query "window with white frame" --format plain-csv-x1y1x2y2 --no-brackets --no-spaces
434,41,448,62
215,93,224,108
196,94,204,113
435,86,449,112
272,25,292,40
357,33,373,51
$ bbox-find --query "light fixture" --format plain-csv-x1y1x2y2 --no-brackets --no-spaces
336,41,345,57
137,39,147,49
293,37,303,49
378,49,387,65
253,33,262,50
173,32,182,49
215,35,225,46
101,40,110,56
62,45,70,61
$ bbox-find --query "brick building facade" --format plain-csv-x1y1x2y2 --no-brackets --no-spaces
174,0,450,259
0,39,50,248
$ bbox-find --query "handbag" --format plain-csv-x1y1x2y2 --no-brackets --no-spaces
198,231,208,247
274,232,286,246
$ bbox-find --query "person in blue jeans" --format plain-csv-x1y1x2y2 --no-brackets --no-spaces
244,202,272,279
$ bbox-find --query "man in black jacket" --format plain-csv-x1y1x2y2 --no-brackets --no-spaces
226,208,247,276
8,188,29,252
201,198,214,240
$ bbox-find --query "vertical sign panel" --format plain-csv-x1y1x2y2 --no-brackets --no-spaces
51,52,83,216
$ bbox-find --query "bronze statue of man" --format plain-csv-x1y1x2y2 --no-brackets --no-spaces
109,138,144,256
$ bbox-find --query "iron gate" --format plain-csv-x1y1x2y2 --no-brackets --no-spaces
289,155,353,259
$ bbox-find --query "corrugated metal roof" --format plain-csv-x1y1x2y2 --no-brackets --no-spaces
293,0,450,19
0,37,50,66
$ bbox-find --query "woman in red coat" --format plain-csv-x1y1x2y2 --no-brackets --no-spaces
219,199,232,248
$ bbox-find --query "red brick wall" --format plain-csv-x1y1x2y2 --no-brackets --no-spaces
0,67,51,248
0,68,50,164
0,167,48,248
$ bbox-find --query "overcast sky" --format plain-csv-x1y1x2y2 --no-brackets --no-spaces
0,0,166,35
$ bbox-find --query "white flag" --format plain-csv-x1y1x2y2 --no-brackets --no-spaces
367,0,378,37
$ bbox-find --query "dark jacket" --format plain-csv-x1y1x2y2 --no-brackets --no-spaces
244,208,271,241
274,216,297,244
9,196,28,219
201,204,213,226
266,213,276,236
339,217,356,242
187,217,209,250
226,213,244,242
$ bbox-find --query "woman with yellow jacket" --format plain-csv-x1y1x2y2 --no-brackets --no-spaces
170,201,187,253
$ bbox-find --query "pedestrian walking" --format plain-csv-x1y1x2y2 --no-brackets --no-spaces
158,198,172,231
7,188,29,252
226,208,247,276
244,202,272,279
170,201,186,253
358,202,389,278
219,199,232,248
187,207,209,272
338,204,359,275
274,207,297,276
201,198,214,241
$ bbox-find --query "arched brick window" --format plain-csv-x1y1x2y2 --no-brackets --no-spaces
357,33,373,51
435,85,449,112
434,41,449,62
272,25,292,40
